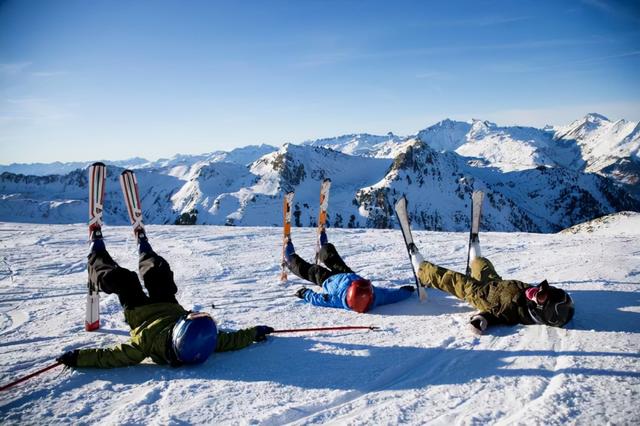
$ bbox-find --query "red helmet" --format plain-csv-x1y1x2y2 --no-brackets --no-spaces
346,279,374,313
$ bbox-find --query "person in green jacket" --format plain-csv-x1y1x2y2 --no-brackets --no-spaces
57,226,273,368
408,239,574,334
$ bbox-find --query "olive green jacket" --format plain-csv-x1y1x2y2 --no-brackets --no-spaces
77,303,258,368
417,257,536,326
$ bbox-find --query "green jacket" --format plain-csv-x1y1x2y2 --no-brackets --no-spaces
417,257,536,326
77,303,259,368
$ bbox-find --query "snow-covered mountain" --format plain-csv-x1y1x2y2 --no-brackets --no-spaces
0,158,149,177
0,145,277,177
554,113,639,172
356,139,638,232
560,210,640,235
302,132,408,158
416,114,639,184
1,114,638,231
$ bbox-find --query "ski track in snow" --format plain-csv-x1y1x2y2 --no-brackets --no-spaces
0,222,639,425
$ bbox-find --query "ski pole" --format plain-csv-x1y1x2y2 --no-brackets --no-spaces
0,361,62,392
211,294,296,309
271,325,379,334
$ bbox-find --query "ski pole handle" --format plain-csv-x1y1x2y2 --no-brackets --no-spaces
271,325,379,334
0,361,62,392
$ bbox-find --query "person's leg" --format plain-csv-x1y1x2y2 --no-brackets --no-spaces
317,244,353,274
470,257,502,283
138,241,179,304
287,254,333,286
417,261,493,312
88,249,149,310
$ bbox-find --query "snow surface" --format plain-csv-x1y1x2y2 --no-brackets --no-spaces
1,221,639,424
561,211,640,236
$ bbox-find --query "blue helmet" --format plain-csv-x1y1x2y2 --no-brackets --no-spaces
172,312,217,364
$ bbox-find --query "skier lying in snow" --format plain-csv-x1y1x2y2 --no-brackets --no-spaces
285,228,414,313
57,227,273,368
408,239,575,334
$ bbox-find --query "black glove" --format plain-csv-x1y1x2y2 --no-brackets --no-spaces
469,314,488,335
407,242,418,254
254,325,275,342
295,287,308,299
57,350,79,367
400,285,415,292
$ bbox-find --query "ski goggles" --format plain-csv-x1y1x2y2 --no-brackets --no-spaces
542,293,573,326
529,292,574,327
186,311,212,321
525,287,548,305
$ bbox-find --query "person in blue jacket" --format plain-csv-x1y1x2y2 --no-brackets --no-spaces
285,229,414,313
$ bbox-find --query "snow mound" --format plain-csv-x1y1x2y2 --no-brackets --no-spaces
0,223,638,424
560,211,640,235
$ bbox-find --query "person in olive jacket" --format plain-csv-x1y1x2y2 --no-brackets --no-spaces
57,226,273,368
408,240,574,334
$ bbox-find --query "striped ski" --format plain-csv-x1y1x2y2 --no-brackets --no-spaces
315,178,331,263
119,169,145,236
465,190,485,276
280,191,295,282
394,196,428,302
86,162,106,331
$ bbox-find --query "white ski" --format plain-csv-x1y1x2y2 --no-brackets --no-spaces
394,196,428,302
315,178,331,263
465,190,485,276
86,162,106,331
280,191,295,282
119,169,145,236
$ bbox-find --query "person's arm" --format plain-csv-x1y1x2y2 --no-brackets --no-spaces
372,286,413,307
74,343,147,368
215,328,259,352
303,289,345,309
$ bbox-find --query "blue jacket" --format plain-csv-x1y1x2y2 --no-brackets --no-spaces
302,272,413,312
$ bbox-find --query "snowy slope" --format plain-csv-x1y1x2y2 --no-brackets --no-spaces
415,114,639,178
417,119,579,172
144,144,278,170
0,145,277,177
0,158,149,177
554,113,639,173
561,210,640,235
0,166,183,225
356,140,639,232
302,132,407,158
0,222,638,424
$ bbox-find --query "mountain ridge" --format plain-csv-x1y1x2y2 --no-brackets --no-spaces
1,113,638,232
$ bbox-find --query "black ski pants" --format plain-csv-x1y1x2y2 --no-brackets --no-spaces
288,243,354,286
88,249,179,310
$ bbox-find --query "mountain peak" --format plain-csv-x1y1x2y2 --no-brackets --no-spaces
584,113,610,123
469,119,497,137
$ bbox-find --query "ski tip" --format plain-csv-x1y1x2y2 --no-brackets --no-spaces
121,169,134,175
90,161,106,167
394,196,407,208
418,287,428,302
85,320,100,332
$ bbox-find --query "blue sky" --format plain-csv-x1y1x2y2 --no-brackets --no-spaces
1,0,639,163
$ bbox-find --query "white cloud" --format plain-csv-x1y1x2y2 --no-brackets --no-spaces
31,71,69,77
0,62,32,75
0,98,74,125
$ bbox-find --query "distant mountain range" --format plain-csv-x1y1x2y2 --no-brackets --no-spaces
1,113,638,232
